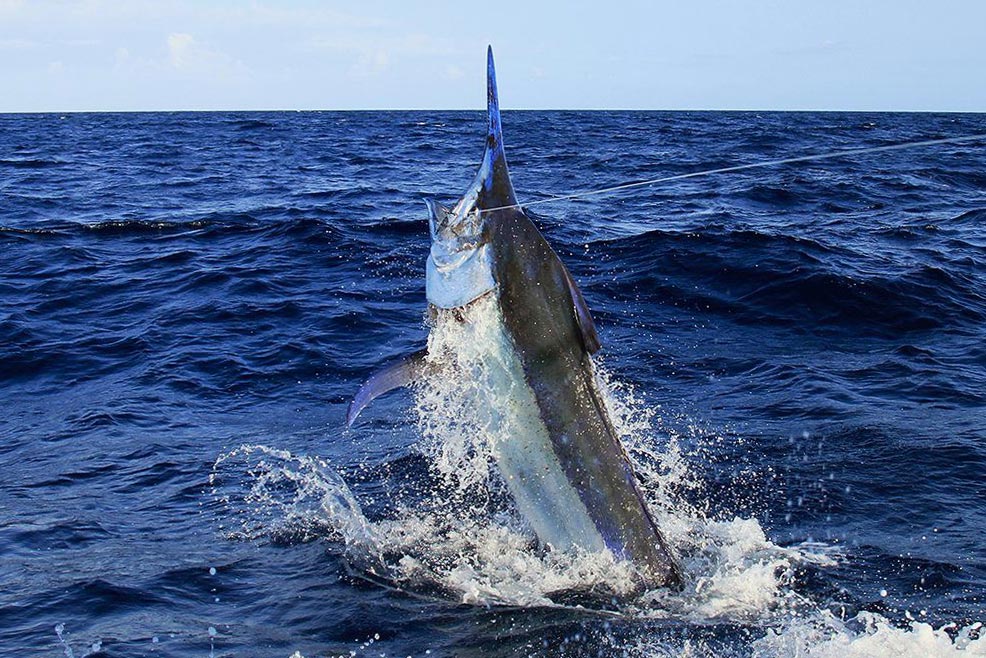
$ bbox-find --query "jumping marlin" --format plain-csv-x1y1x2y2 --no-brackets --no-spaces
348,47,680,590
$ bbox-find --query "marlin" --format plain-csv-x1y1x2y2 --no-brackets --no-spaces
348,47,680,590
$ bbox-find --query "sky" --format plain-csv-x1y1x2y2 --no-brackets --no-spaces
1,0,985,112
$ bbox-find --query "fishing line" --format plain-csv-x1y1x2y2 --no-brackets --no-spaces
478,132,986,214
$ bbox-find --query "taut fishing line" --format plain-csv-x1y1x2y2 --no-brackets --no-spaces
476,132,986,214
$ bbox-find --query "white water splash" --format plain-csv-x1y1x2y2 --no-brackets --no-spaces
751,612,986,658
210,444,381,556
212,294,984,655
412,295,506,496
213,295,824,614
53,623,103,658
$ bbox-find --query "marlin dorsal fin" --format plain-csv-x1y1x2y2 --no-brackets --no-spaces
446,47,518,219
476,47,517,210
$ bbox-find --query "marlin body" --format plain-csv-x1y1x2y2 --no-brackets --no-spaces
349,48,680,590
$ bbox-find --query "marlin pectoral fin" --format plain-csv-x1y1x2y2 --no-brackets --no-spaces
346,348,429,427
561,265,602,354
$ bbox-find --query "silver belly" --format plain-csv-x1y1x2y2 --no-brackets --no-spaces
421,294,607,554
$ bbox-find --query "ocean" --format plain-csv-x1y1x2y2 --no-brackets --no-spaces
1,109,985,657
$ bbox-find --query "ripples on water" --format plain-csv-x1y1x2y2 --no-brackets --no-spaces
2,110,985,656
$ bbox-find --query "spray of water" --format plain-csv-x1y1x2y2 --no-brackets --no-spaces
211,292,985,655
213,296,830,612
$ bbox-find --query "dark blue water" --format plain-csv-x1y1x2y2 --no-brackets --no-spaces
2,110,985,657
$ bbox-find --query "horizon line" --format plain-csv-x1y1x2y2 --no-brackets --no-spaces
2,107,985,116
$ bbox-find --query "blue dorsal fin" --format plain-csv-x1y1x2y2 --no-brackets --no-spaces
445,47,517,219
485,47,505,170
478,46,517,209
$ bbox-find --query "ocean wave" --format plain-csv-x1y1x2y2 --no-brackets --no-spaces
227,118,277,131
4,109,986,656
592,226,985,333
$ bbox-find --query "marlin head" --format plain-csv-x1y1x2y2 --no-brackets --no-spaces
425,46,516,309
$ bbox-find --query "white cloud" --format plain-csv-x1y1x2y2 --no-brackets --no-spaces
214,3,383,30
0,38,36,50
167,32,194,69
165,32,248,81
305,32,459,82
0,0,23,14
350,49,389,78
306,32,456,58
61,38,101,47
0,37,99,51
111,44,158,78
